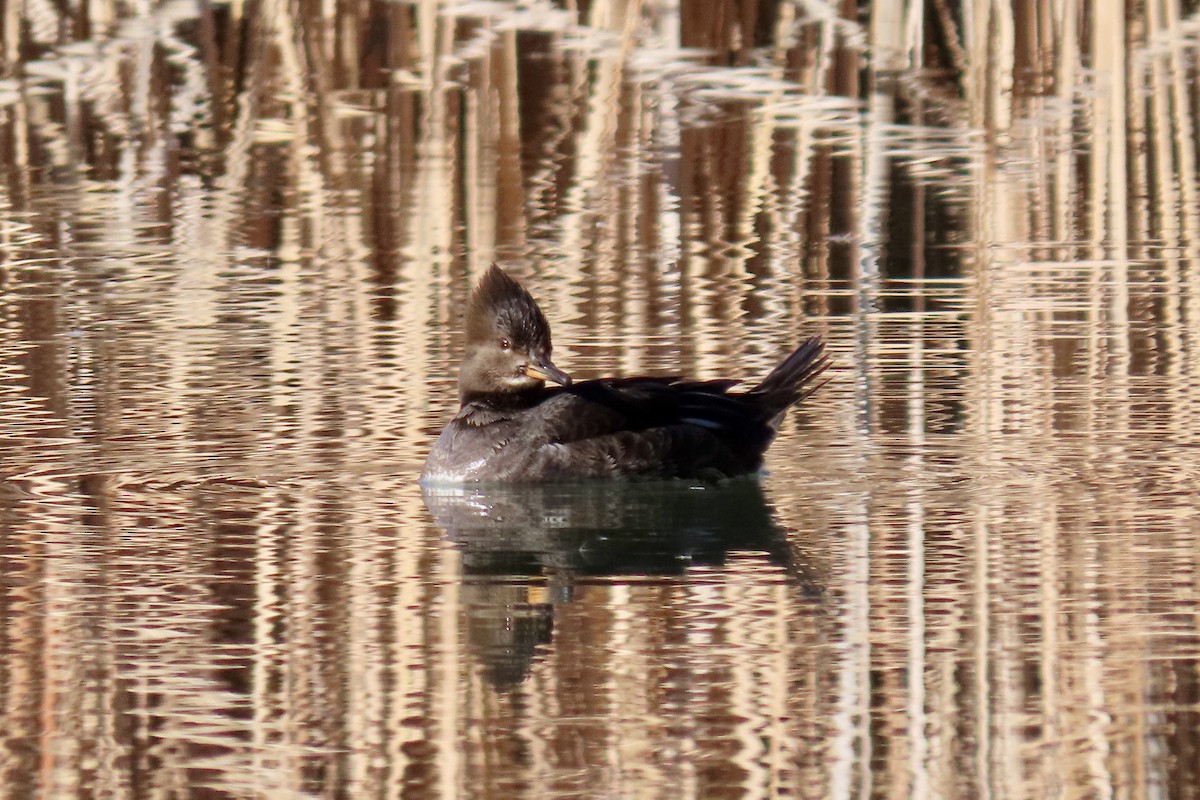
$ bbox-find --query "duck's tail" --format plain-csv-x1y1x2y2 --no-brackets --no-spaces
749,335,830,431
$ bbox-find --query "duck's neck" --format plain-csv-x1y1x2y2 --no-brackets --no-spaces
455,387,548,427
458,386,546,410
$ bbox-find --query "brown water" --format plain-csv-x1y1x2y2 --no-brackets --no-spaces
3,2,1200,798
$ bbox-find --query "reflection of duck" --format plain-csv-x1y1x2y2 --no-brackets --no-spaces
422,266,829,483
423,481,825,689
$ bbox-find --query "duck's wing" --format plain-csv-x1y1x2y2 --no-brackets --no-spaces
528,378,777,479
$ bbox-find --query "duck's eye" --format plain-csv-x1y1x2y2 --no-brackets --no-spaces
500,337,511,350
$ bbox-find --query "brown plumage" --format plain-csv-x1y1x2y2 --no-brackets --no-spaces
422,265,829,483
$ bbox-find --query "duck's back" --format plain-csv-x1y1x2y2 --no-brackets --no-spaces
421,377,790,484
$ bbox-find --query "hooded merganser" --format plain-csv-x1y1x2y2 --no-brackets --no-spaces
421,266,829,484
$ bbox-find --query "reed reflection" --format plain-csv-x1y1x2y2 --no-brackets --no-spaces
424,480,824,689
3,0,1200,797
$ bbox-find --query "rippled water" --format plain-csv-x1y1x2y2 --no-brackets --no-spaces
3,2,1200,798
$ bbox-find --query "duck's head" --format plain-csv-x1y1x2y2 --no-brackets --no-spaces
458,265,572,403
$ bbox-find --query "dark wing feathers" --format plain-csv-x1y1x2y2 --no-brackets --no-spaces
503,336,828,480
555,378,761,439
550,334,828,445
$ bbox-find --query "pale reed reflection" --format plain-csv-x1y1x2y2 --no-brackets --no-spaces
1,0,1200,798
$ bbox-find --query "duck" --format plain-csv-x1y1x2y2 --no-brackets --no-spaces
421,265,829,484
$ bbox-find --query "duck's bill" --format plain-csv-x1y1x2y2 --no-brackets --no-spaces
524,361,572,387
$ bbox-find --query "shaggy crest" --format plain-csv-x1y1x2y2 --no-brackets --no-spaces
466,265,552,351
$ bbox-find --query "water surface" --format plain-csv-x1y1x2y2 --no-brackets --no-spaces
2,2,1200,798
